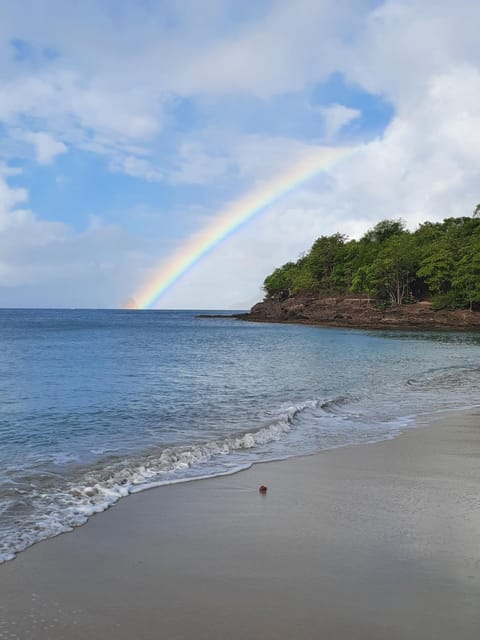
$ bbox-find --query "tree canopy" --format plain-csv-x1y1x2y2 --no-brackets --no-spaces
263,216,480,310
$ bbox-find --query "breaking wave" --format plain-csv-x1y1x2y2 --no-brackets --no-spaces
0,400,318,563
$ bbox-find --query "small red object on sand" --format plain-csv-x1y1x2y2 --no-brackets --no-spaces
259,485,267,493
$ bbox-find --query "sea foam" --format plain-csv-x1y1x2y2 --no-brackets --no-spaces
0,401,316,563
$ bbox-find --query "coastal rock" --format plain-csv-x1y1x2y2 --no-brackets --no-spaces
242,296,480,330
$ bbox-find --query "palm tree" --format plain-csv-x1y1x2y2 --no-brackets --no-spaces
474,203,480,218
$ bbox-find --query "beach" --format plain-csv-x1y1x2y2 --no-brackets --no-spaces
1,410,480,639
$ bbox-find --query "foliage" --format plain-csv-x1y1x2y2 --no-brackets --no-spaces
262,214,480,310
431,291,463,311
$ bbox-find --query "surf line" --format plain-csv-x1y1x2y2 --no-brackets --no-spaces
130,146,356,309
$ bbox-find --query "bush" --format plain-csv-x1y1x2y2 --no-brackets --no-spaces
431,291,464,310
376,300,389,311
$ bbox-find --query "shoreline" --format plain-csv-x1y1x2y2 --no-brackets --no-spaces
1,409,480,638
198,313,480,332
234,296,480,332
0,403,434,565
238,314,480,331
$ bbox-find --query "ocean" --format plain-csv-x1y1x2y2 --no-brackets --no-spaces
1,308,479,562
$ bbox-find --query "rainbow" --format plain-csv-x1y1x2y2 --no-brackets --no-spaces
131,146,355,309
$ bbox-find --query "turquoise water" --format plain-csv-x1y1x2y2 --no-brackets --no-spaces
1,309,480,561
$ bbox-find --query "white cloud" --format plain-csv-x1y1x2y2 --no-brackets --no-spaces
0,70,162,159
152,59,480,308
0,0,369,175
169,141,231,185
0,164,28,232
166,133,334,186
0,165,149,305
23,131,67,164
321,104,361,140
109,154,163,182
173,0,367,97
346,0,480,104
2,1,480,308
0,207,149,306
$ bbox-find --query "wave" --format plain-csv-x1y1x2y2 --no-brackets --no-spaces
3,368,475,564
320,395,357,414
407,365,480,391
0,400,318,563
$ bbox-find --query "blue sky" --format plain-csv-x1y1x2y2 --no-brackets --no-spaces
1,0,480,308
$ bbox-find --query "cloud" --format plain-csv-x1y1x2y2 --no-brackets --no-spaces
320,104,361,140
109,154,163,182
151,63,480,308
168,141,232,185
0,210,149,307
172,0,369,97
346,0,480,104
0,165,149,306
0,1,369,176
165,133,334,186
1,1,480,308
23,131,67,164
0,164,28,232
0,69,162,157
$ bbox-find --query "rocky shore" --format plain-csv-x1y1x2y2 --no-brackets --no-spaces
239,295,480,330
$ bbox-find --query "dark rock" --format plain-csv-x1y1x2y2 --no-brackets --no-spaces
240,296,480,331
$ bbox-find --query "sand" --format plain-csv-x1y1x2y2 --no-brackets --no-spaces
1,411,480,639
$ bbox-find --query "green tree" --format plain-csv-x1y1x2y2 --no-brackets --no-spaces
263,262,297,298
367,234,417,304
363,219,406,244
417,217,478,298
452,233,480,310
351,265,376,300
261,212,480,311
306,233,347,292
417,249,455,295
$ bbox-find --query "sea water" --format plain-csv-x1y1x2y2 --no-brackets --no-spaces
1,308,480,562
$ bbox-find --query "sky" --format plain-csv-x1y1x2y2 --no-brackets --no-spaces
1,0,480,309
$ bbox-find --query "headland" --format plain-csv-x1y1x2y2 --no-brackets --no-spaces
239,295,480,330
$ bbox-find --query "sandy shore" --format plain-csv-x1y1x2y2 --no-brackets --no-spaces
1,411,480,639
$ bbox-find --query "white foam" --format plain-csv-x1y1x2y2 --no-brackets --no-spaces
0,400,318,563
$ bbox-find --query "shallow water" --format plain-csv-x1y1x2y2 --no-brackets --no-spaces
1,308,479,561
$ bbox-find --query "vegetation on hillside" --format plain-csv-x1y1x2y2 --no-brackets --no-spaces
263,215,480,310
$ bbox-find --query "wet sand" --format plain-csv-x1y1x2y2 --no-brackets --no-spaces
1,411,480,639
